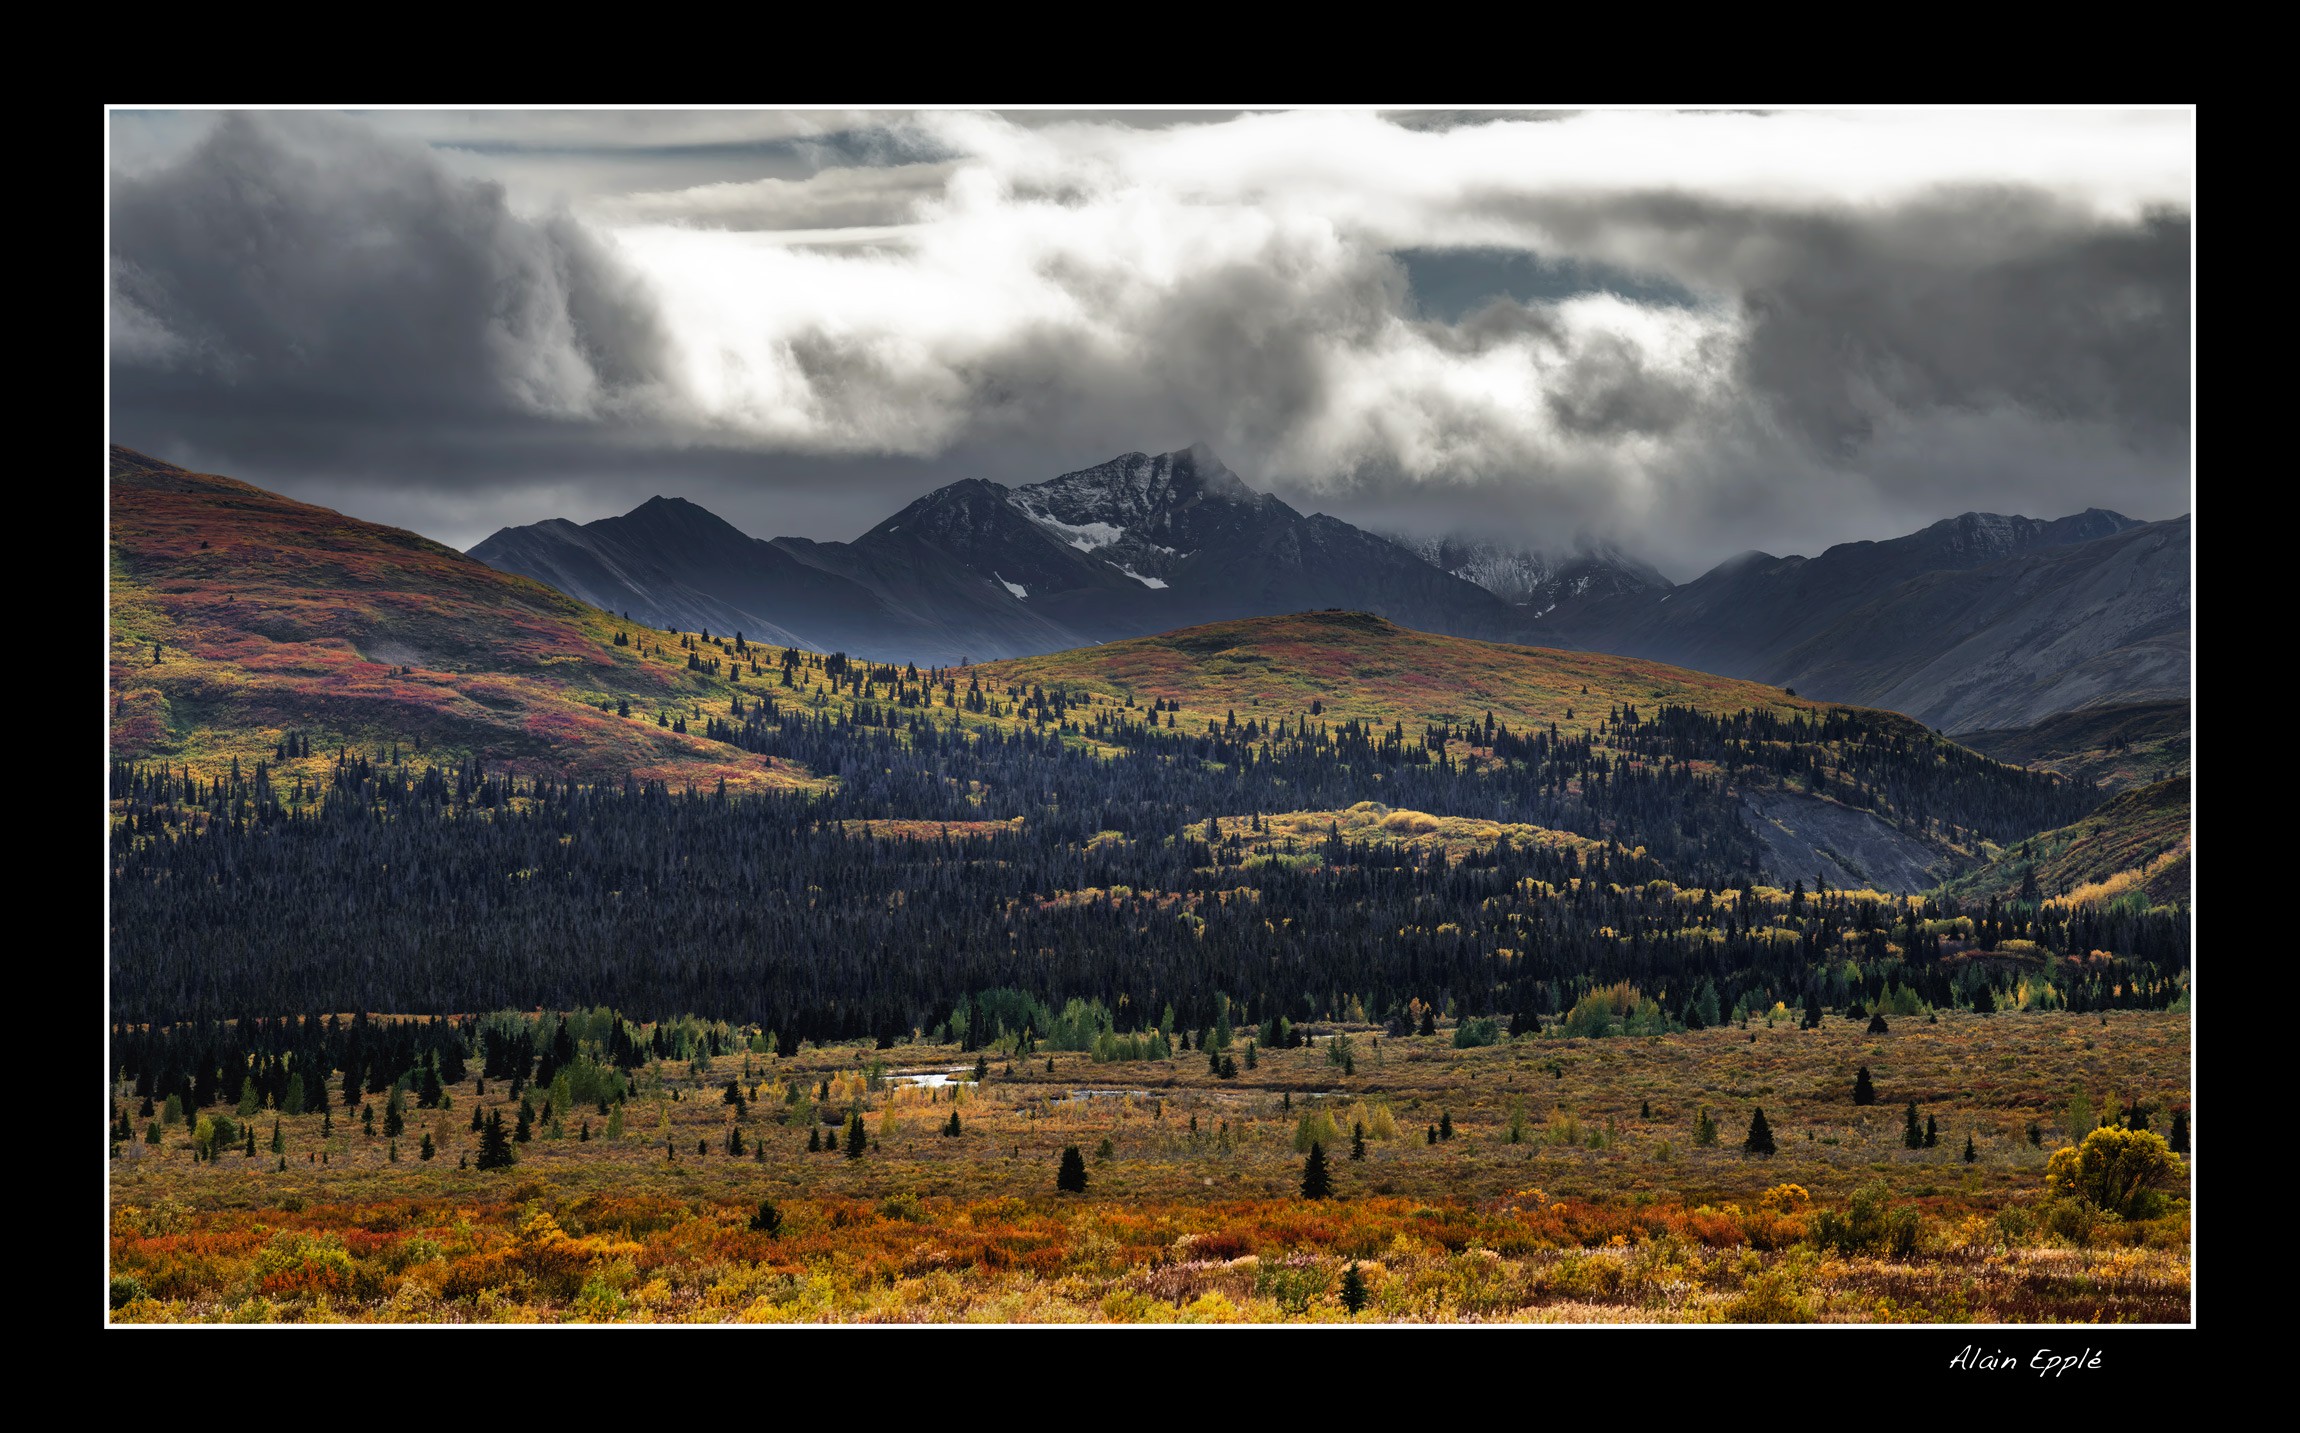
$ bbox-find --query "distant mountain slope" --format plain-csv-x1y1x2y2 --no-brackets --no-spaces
1539,509,2185,731
1938,779,2190,908
1765,518,2189,733
468,496,890,652
473,445,1526,666
108,446,812,792
1391,534,1671,614
1959,701,2190,794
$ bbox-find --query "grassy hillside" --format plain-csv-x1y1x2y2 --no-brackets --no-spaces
982,609,1824,734
108,447,815,794
1959,701,2189,794
1939,779,2190,909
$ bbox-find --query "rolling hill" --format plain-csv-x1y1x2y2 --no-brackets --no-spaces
979,608,1818,733
1938,779,2191,909
978,611,2085,892
107,446,814,793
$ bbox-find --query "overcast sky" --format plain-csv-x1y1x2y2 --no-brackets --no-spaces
108,107,2193,578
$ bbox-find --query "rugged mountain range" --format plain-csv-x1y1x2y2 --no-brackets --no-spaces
471,445,2188,732
473,445,1522,668
1527,510,2188,733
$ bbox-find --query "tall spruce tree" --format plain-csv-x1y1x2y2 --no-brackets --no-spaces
476,1109,515,1169
1301,1141,1334,1199
1745,1107,1776,1156
1056,1145,1089,1193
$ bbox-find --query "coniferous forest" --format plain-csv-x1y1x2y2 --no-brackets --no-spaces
109,655,2178,1038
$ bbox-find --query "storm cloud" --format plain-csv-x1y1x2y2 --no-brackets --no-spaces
108,108,2192,575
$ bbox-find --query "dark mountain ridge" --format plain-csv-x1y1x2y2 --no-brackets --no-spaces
476,444,1525,667
471,447,2186,732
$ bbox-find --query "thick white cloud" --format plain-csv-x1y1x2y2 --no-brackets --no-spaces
110,107,2193,571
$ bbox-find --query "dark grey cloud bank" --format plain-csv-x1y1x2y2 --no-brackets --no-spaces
109,109,2192,577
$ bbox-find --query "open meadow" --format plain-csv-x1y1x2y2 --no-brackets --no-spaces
108,1009,2190,1323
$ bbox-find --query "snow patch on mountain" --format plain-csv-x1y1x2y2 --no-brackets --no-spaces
1012,498,1126,552
1108,562,1169,589
993,573,1027,599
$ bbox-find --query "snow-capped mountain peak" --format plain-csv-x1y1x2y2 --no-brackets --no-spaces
1007,444,1266,583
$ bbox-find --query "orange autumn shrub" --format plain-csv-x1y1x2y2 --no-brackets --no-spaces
248,1231,359,1299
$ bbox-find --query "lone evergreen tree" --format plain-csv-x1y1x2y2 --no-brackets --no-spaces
1744,1107,1776,1156
807,1127,821,1152
1438,1111,1454,1140
749,1199,782,1236
1853,1066,1876,1106
843,1112,866,1159
944,1111,962,1137
1340,1262,1368,1315
476,1109,515,1168
1801,992,1824,1029
2169,1111,2189,1153
1962,1134,1977,1164
513,1097,534,1143
1694,1109,1718,1147
420,1132,436,1161
1924,1113,1939,1148
1351,1122,1366,1160
1056,1144,1089,1193
1301,1141,1333,1199
1904,1103,1924,1150
1867,1012,1891,1033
